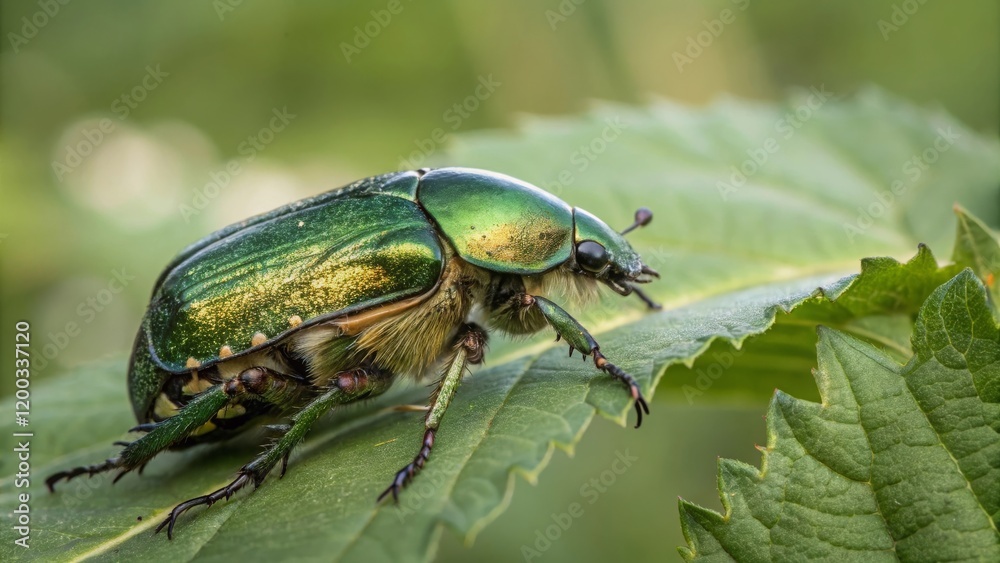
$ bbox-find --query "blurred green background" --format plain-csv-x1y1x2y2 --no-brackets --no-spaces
1,1,996,561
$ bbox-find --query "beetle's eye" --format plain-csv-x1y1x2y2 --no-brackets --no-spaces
576,241,609,273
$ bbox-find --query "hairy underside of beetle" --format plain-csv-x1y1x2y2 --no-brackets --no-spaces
292,252,602,385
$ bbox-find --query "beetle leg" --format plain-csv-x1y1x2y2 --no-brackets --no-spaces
519,294,650,428
630,285,662,310
46,367,307,493
156,365,392,539
46,384,233,492
378,323,487,503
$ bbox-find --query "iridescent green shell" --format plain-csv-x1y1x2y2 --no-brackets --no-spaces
418,168,574,274
573,207,642,277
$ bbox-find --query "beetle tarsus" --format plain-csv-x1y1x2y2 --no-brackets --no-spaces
630,286,662,310
593,351,650,429
377,325,482,504
45,458,123,492
156,472,253,540
378,428,435,504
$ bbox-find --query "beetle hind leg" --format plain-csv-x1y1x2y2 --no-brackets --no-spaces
156,365,393,539
45,366,309,493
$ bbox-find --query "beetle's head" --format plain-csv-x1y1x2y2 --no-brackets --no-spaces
570,207,659,296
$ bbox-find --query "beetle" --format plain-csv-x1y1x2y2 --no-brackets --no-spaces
46,167,660,538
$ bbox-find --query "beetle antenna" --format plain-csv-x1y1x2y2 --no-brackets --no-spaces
620,207,653,235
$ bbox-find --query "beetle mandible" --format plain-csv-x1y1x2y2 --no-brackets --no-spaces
46,167,660,538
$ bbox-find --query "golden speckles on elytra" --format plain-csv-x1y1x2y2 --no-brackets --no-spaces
172,234,437,367
465,216,568,264
219,345,234,358
251,332,268,347
185,357,201,369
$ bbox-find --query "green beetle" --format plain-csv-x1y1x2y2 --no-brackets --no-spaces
47,167,660,538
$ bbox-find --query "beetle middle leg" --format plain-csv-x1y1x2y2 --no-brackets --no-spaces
45,366,307,492
156,365,393,539
378,323,487,503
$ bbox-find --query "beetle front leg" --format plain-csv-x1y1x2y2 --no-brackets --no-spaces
520,294,650,428
378,323,487,503
157,366,392,539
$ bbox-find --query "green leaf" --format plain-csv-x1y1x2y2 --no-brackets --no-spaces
662,244,965,406
952,204,1000,311
3,89,999,562
678,270,1000,561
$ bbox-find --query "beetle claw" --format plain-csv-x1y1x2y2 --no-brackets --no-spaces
377,466,410,505
377,428,435,504
592,351,650,429
45,458,122,492
155,472,253,540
